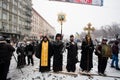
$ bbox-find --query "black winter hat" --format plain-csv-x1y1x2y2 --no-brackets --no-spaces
0,36,5,41
102,38,107,41
70,35,74,38
56,33,61,37
115,40,119,45
55,33,62,40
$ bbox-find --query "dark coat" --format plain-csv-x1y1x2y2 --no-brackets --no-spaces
95,43,109,74
66,42,78,64
16,45,26,67
16,46,25,55
25,44,34,55
36,41,53,72
80,39,94,71
52,41,64,72
112,44,119,55
66,41,78,72
0,41,15,80
0,41,15,62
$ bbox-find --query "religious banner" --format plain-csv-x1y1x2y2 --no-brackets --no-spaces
49,0,103,6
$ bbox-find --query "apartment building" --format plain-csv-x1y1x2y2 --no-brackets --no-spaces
0,0,32,42
31,8,56,40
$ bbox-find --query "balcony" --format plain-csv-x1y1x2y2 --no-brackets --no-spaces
26,11,32,17
0,28,4,32
25,25,32,30
25,18,32,23
16,31,21,34
25,5,32,11
0,28,16,34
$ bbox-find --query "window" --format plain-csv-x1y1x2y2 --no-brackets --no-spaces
2,11,7,20
2,1,7,9
14,0,17,6
14,16,17,23
13,6,17,14
0,22,2,29
0,1,2,7
13,25,17,33
9,24,12,32
9,14,12,22
0,10,1,20
2,22,8,31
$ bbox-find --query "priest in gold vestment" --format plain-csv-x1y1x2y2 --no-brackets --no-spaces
36,36,53,72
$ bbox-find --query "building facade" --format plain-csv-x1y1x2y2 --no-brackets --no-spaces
0,0,32,42
31,8,56,40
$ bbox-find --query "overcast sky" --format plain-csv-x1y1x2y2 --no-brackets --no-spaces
32,0,120,35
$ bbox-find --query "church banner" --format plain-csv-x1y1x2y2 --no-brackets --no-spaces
49,0,103,6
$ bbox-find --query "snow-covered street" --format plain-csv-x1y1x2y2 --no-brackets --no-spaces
8,50,120,80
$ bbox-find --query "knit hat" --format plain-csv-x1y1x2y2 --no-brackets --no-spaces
0,36,5,41
115,40,119,45
70,35,74,38
102,38,108,41
55,33,62,40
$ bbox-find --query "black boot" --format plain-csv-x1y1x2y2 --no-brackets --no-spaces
116,68,120,70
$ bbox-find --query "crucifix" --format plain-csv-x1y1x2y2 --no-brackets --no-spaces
84,23,95,37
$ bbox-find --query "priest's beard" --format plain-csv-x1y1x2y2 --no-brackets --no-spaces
70,40,74,42
44,40,47,42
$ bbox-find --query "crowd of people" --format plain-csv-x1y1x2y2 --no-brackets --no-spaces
0,33,120,80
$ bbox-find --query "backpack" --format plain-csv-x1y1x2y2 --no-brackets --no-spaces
101,44,112,57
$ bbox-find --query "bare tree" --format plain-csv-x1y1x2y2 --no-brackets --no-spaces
80,22,120,41
92,23,120,39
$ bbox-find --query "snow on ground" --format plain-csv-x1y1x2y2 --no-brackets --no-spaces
8,50,120,80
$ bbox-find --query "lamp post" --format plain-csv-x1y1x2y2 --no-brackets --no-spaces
57,12,66,35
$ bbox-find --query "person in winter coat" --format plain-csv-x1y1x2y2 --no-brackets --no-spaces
25,41,34,66
66,35,78,72
95,38,112,76
80,35,94,72
52,33,64,72
0,36,15,80
16,42,26,68
111,40,120,70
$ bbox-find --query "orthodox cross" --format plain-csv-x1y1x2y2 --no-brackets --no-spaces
84,23,95,37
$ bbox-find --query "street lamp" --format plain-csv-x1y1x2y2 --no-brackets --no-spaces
57,12,66,35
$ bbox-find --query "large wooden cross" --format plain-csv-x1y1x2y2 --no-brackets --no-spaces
84,23,95,37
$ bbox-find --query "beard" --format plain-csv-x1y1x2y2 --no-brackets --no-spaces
70,40,74,42
44,40,47,42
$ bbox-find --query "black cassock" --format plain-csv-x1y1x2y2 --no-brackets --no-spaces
35,41,53,72
52,41,64,72
80,40,94,71
66,42,78,72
